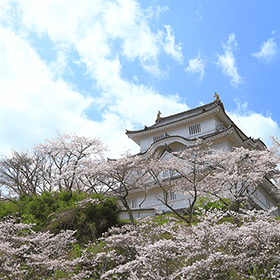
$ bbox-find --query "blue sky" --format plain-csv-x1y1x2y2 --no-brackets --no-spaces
0,0,280,156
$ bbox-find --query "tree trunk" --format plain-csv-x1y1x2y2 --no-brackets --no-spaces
120,197,135,225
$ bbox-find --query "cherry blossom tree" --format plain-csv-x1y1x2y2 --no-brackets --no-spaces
78,208,280,279
0,216,87,279
143,152,191,223
0,150,48,197
144,140,219,224
146,140,279,222
208,146,279,213
0,132,107,198
94,152,148,225
33,132,106,194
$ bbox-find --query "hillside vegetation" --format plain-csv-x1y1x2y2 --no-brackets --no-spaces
1,132,280,279
0,190,119,243
0,196,280,279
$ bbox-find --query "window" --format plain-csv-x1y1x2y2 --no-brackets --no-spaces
216,122,225,131
189,124,201,135
170,191,176,200
131,197,138,209
164,191,176,201
162,170,170,178
265,196,271,208
153,132,169,143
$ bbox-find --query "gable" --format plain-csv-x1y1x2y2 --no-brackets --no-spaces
126,99,266,153
139,118,218,153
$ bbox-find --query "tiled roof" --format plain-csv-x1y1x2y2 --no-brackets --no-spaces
126,100,223,134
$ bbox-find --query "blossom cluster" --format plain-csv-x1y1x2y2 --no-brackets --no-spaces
75,198,101,208
2,209,280,279
79,209,280,279
0,216,88,279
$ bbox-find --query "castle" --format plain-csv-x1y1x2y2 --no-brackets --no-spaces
120,97,279,219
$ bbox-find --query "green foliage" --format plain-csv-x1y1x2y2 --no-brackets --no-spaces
195,195,229,212
151,213,181,226
0,190,120,243
48,195,120,243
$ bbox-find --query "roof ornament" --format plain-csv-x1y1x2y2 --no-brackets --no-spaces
156,110,162,122
214,92,219,101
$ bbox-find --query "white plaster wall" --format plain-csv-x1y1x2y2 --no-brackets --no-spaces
253,188,278,211
126,188,192,213
140,137,153,153
121,184,280,220
212,142,232,152
168,119,216,139
119,210,156,220
168,126,188,138
139,118,218,152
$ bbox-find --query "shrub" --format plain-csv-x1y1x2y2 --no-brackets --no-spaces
195,195,229,212
47,195,120,243
0,190,120,242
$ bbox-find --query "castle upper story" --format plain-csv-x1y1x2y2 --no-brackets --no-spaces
126,99,266,154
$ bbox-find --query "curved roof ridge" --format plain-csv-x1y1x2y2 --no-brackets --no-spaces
126,100,222,135
140,126,234,155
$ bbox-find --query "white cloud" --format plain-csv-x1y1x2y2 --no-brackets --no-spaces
162,25,183,63
0,27,95,153
185,52,205,81
15,0,183,77
49,51,69,78
217,33,242,87
0,0,188,157
251,38,278,64
104,0,163,74
0,26,155,157
227,101,280,147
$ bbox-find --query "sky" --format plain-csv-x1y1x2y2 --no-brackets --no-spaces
0,0,280,157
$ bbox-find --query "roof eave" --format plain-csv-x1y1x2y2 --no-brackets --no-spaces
126,100,221,136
